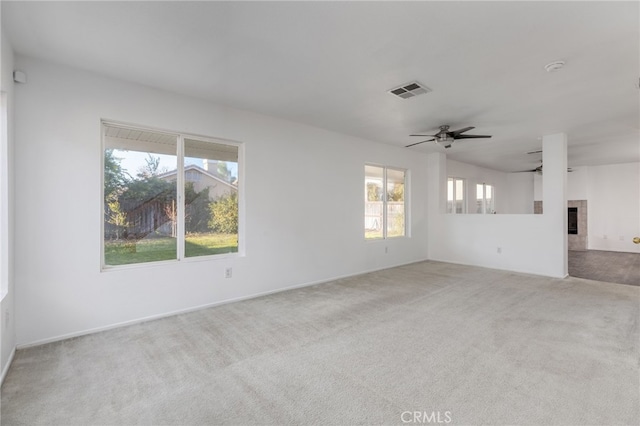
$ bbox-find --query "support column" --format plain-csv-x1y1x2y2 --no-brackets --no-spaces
542,133,568,277
426,152,447,259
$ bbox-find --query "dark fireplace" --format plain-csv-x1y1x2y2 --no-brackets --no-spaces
568,207,578,234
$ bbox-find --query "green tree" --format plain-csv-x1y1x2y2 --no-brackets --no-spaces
122,176,175,206
367,183,381,201
388,183,404,201
185,183,211,233
217,161,232,183
104,149,129,199
106,198,129,239
137,154,161,179
209,192,238,234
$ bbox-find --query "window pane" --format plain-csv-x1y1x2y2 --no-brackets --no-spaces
386,168,405,238
455,179,464,201
476,184,484,214
184,138,239,257
103,125,177,266
455,179,464,213
365,165,384,239
447,178,454,213
486,185,495,214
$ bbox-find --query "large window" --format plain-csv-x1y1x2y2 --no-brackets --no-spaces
447,177,465,214
364,165,406,239
476,183,495,214
102,122,240,268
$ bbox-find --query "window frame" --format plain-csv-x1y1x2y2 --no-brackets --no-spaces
447,177,466,214
476,182,495,214
100,120,244,271
364,164,408,240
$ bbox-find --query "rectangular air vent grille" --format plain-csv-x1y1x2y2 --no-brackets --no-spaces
388,81,431,99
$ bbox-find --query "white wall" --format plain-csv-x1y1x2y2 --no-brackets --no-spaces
1,28,17,382
565,163,640,253
534,174,543,201
567,166,588,200
13,56,430,346
585,163,640,253
430,136,568,278
506,172,534,214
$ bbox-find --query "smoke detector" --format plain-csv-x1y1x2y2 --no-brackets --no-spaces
544,61,565,73
388,81,431,99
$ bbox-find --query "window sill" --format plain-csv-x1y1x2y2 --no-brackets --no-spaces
101,252,243,272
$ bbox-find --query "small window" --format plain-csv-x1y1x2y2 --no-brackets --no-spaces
447,177,465,214
102,122,240,268
364,165,406,239
476,183,495,214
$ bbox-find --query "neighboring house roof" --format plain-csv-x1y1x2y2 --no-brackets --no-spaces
156,165,237,190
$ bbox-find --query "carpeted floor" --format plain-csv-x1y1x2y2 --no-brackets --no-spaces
569,249,640,286
1,261,639,425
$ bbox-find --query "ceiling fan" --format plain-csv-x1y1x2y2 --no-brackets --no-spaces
406,125,492,148
514,150,573,173
513,163,573,174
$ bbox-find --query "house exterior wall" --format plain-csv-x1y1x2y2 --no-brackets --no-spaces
187,172,236,200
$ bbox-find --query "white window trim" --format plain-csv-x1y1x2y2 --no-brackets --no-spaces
447,177,466,214
100,120,245,271
365,164,408,240
476,182,495,214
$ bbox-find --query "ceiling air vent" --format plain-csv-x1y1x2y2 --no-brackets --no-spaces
388,81,431,99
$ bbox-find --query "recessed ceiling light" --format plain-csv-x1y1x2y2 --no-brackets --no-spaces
544,61,565,72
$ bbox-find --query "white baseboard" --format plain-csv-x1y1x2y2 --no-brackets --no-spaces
17,257,430,350
1,346,16,387
427,255,568,279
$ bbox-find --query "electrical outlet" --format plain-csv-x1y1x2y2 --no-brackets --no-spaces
603,234,608,240
225,267,232,279
497,247,502,254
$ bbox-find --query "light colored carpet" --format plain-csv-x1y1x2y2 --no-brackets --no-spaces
2,261,639,425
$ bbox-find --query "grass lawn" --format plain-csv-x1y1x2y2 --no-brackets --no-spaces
104,233,238,266
365,229,383,239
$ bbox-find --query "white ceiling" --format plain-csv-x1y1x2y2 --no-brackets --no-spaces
3,1,639,172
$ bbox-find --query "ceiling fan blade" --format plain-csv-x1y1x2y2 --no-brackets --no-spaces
512,169,538,173
409,134,436,137
454,134,492,139
527,150,543,154
405,139,435,147
450,126,475,136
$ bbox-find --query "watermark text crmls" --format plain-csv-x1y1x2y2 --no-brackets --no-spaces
401,410,452,424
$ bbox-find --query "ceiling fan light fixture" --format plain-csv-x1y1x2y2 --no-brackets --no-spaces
436,135,454,148
544,60,565,72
